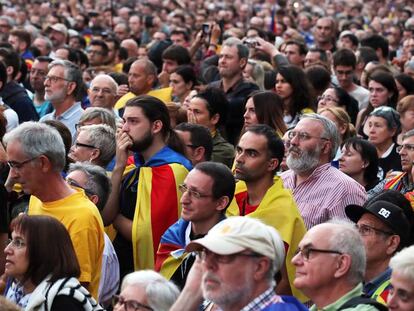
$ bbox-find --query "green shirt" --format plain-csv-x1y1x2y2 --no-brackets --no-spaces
310,283,380,311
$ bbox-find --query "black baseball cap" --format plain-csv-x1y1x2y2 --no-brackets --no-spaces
346,200,410,245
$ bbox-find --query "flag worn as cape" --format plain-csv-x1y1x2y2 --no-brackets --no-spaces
227,176,308,302
126,146,192,271
155,218,191,278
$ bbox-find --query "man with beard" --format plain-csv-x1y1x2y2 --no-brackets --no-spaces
227,124,307,300
40,60,84,142
281,114,366,229
102,95,192,280
170,217,308,311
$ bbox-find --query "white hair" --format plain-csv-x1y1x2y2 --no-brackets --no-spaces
390,245,414,283
121,270,180,311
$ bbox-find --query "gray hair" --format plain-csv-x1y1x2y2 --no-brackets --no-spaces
79,107,117,132
0,15,15,27
389,245,414,283
90,74,119,94
222,37,249,61
79,124,115,167
3,122,65,172
247,60,265,90
68,162,111,211
301,113,340,160
49,60,84,101
121,270,180,311
403,128,414,140
35,36,53,53
326,219,366,285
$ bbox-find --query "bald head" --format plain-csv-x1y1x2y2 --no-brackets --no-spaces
89,74,118,110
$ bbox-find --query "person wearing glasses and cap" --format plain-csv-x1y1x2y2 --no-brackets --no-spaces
170,216,308,311
345,200,411,305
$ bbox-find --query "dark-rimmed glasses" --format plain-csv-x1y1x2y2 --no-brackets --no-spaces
112,295,153,311
7,157,38,169
66,178,95,196
74,142,97,149
294,247,342,261
396,144,414,153
196,248,262,264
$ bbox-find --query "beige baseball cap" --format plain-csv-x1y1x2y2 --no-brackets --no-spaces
47,23,68,37
186,216,285,268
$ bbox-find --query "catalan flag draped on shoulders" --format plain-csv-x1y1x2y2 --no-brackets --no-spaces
155,215,226,288
227,176,308,302
123,146,192,271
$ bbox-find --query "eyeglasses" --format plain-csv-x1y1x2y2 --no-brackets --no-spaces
317,95,338,103
90,87,113,95
287,131,329,142
196,248,262,264
7,157,38,169
178,184,213,199
356,224,394,236
112,295,153,311
294,247,342,261
6,238,26,249
396,144,414,153
74,142,97,149
45,75,71,83
66,178,95,196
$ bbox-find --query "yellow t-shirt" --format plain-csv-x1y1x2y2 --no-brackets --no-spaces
28,189,105,299
114,88,173,110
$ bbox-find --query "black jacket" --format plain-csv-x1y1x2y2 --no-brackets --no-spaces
0,81,39,122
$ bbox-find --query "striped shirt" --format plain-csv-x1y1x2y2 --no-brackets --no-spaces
281,163,367,229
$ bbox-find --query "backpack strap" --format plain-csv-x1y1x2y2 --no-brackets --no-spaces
338,296,388,311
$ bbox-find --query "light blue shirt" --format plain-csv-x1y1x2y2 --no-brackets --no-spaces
40,102,84,143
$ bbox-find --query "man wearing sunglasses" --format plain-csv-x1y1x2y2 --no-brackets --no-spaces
346,200,411,306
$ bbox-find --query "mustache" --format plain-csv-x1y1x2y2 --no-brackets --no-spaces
288,146,302,154
203,272,221,283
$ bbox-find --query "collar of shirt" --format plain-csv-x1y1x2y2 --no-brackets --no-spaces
363,267,392,297
53,102,82,120
310,283,364,311
239,287,283,311
293,162,331,187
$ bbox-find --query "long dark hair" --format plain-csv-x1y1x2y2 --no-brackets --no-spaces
248,91,287,136
277,65,315,117
10,215,81,285
341,137,379,187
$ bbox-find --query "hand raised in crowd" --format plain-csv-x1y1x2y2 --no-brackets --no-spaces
115,120,132,169
255,36,279,58
117,84,129,99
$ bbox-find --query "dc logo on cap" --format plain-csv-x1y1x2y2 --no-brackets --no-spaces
378,208,391,218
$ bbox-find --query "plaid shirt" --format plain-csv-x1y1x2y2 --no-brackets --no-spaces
240,287,283,311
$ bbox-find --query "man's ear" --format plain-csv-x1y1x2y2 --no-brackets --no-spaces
210,113,220,127
152,119,163,134
66,81,77,96
268,158,279,172
239,57,247,70
215,196,229,212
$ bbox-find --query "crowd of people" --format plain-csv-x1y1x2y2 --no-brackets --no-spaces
0,0,414,310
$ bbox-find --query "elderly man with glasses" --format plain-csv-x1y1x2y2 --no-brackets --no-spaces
292,221,386,311
281,114,366,229
170,216,308,311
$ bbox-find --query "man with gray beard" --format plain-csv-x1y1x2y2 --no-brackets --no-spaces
281,114,366,229
40,60,84,142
